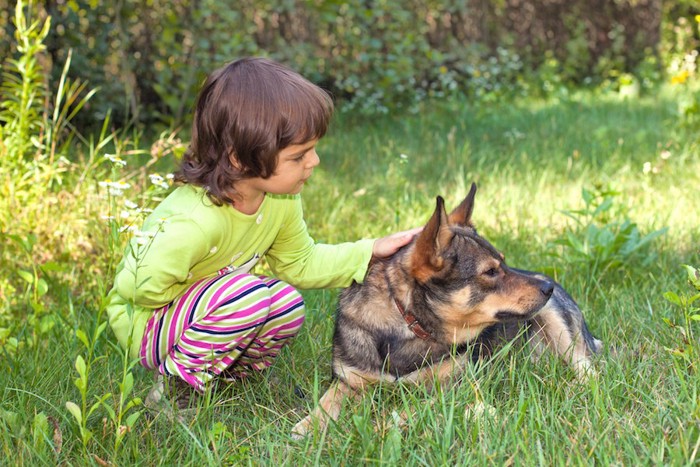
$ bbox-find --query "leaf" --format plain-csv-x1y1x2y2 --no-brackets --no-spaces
30,300,45,314
40,261,63,272
124,397,142,412
120,372,134,400
92,454,110,467
0,409,20,434
684,265,700,290
208,421,229,439
688,293,700,305
74,377,85,392
75,355,87,378
88,393,111,418
664,291,682,306
102,403,116,422
125,411,141,428
36,278,48,296
75,329,90,350
94,321,108,340
65,401,82,424
17,269,34,284
32,412,49,452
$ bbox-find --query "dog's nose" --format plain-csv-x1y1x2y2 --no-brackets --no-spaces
540,281,554,297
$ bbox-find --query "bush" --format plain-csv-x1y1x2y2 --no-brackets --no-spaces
0,0,681,125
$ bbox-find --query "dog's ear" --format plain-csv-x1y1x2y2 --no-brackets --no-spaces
448,182,477,226
411,196,453,282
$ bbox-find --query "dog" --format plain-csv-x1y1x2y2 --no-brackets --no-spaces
291,183,602,439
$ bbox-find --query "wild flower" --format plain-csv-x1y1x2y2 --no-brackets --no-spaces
671,70,690,85
123,200,138,210
642,161,660,175
98,180,131,197
119,225,138,234
104,153,127,167
148,173,170,190
133,230,156,246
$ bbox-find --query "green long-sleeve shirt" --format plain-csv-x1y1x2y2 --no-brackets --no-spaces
106,185,374,358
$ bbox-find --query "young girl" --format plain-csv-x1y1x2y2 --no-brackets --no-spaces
105,57,420,415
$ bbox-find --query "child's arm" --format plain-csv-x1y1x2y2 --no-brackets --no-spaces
265,197,418,289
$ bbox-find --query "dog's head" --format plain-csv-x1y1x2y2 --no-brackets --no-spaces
409,183,554,342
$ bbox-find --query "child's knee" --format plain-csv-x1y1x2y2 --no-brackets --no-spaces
276,286,305,321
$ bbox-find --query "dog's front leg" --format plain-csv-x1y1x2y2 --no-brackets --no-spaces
400,353,471,387
529,303,598,378
291,380,359,439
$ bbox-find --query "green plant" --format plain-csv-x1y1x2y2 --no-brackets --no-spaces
65,324,111,450
0,409,57,461
0,0,50,169
663,264,700,372
552,186,668,277
0,1,96,192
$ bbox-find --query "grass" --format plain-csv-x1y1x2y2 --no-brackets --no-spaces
1,87,700,465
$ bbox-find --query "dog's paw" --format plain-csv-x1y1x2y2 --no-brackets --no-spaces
291,416,312,440
572,357,599,380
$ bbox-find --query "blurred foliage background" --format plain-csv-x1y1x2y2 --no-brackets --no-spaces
0,0,698,130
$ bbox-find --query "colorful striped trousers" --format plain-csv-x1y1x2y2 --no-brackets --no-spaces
139,273,305,392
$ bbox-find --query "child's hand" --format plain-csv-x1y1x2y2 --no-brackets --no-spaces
372,227,423,259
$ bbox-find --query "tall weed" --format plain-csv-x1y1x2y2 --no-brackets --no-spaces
552,185,667,278
663,264,700,373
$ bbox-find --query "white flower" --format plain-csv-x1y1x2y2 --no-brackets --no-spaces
119,224,139,233
99,180,132,197
643,162,652,174
104,153,127,167
149,173,170,189
124,199,139,210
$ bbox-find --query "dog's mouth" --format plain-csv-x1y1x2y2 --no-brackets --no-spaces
494,307,543,322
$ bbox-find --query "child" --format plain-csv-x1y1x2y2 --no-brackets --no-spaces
105,57,420,415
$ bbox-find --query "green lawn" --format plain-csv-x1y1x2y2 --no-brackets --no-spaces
1,88,699,465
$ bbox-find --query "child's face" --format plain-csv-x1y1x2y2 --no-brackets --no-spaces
250,140,320,196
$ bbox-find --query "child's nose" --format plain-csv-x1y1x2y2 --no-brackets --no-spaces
307,150,320,168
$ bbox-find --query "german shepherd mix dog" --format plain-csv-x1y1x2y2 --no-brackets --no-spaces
292,183,602,439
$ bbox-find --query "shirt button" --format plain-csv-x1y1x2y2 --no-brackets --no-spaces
256,214,263,224
210,246,218,253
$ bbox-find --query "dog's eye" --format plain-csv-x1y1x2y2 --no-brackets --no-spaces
483,268,499,277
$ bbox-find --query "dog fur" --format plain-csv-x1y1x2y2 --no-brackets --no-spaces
291,183,602,439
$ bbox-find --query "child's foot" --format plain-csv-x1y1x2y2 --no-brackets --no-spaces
144,375,199,423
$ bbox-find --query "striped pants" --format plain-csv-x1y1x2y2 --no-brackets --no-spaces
139,273,305,392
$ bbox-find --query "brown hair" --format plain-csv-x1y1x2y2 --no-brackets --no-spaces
175,57,334,205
